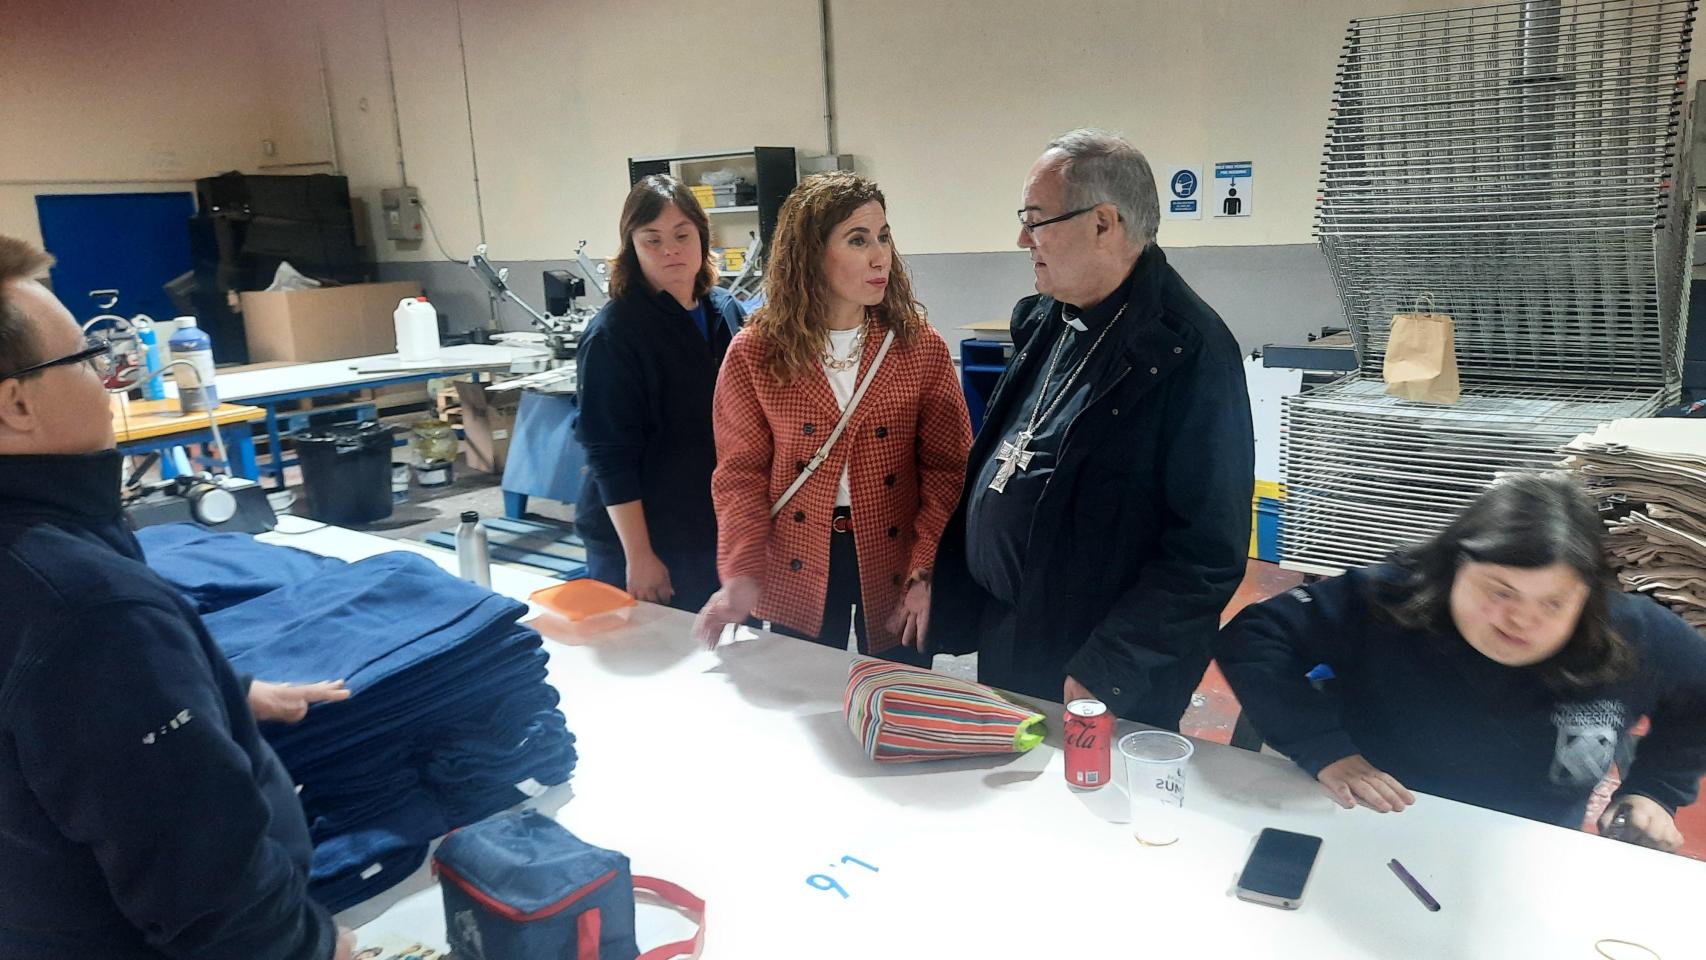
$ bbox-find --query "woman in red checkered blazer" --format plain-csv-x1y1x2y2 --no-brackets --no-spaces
692,173,972,659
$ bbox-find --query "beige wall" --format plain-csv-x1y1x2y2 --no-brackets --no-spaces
0,0,335,251
837,0,1444,252
331,0,826,264
6,0,1705,262
324,0,1434,261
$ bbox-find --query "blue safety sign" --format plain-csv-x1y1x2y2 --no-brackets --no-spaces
1170,170,1198,199
1164,166,1202,220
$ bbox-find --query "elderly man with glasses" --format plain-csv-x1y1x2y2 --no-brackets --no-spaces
0,234,355,960
928,129,1255,731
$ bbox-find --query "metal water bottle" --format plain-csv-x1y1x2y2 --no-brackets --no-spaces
456,510,491,587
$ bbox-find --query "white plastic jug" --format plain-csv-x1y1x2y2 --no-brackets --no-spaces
394,297,440,362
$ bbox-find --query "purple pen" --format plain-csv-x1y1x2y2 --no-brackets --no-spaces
1388,859,1441,912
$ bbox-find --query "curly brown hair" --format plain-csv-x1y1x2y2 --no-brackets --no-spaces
607,175,718,304
748,172,927,383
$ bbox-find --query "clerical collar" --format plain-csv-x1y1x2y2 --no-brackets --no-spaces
1059,262,1139,333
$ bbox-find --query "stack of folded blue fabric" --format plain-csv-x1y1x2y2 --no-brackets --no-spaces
137,525,576,912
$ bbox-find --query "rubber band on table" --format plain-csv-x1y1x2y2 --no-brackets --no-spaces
1595,938,1660,960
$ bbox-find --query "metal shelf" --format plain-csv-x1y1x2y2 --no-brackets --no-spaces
707,205,758,215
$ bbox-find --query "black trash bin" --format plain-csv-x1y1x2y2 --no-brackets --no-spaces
294,422,395,525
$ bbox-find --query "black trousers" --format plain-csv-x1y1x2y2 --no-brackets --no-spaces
771,508,931,667
585,541,720,614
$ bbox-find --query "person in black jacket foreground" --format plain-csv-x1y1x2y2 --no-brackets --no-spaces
574,174,744,611
0,234,352,959
1217,473,1706,851
928,129,1254,728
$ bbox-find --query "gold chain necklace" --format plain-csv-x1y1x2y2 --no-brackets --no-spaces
822,318,867,372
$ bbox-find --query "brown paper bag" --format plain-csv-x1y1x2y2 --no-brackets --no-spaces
1383,297,1460,404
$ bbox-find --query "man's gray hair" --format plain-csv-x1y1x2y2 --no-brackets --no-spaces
1044,129,1160,245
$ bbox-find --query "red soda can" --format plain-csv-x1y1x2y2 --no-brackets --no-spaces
1064,698,1113,789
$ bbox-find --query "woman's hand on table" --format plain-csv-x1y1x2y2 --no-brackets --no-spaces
693,577,760,648
625,549,675,605
1317,754,1415,813
1599,794,1683,851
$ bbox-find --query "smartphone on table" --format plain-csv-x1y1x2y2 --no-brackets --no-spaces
1236,828,1323,910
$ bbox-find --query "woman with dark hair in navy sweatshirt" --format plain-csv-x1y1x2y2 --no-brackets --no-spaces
574,175,743,612
1216,473,1706,851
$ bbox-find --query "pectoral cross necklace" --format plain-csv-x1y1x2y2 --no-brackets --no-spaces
988,303,1126,493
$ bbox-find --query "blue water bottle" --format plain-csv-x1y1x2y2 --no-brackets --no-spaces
136,321,165,401
169,317,219,415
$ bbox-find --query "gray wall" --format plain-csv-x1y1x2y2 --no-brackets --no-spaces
379,243,1344,354
375,258,609,337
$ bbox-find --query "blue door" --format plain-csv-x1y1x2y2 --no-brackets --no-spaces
35,192,196,328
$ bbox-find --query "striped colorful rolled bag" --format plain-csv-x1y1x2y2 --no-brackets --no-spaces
844,660,1047,763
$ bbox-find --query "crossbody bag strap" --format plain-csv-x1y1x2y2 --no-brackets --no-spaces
769,330,895,519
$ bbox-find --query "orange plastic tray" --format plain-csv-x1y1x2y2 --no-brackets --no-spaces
529,578,637,623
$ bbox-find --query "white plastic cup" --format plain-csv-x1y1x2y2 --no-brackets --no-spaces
1119,730,1194,846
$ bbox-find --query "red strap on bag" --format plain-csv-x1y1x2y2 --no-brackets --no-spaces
577,908,602,960
634,876,706,960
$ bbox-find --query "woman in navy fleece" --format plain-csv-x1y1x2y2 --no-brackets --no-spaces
1216,473,1706,851
574,175,744,611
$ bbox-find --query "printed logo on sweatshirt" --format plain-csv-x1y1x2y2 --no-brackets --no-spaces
141,708,194,746
1548,699,1626,786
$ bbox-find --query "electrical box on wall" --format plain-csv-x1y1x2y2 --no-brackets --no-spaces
381,187,423,242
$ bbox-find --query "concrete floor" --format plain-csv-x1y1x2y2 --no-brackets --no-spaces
277,454,571,544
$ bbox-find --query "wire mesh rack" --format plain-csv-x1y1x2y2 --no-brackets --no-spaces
1280,376,1665,574
1317,0,1697,390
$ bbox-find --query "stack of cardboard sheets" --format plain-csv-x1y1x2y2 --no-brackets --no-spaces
1565,419,1706,630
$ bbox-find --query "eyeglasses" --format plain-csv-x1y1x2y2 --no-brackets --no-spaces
0,335,115,382
1017,206,1095,235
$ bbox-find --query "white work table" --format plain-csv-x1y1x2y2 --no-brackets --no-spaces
209,344,550,404
195,344,551,488
263,519,1704,958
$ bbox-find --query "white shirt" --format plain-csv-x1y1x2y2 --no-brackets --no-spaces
822,327,861,507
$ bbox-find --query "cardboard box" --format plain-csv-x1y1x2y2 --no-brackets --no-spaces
455,379,520,474
239,281,424,363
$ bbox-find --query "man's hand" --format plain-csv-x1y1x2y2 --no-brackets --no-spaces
248,679,351,724
1063,675,1095,705
887,572,932,652
625,549,675,605
1317,754,1415,813
693,577,761,649
333,928,357,960
1599,794,1684,851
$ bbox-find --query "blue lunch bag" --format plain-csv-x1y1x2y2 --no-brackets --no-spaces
433,809,704,960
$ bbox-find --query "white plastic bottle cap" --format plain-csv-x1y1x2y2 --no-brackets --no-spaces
174,316,198,328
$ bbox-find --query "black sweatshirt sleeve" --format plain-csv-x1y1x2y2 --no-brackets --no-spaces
1214,569,1376,776
575,321,650,507
12,603,334,960
1615,597,1706,814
